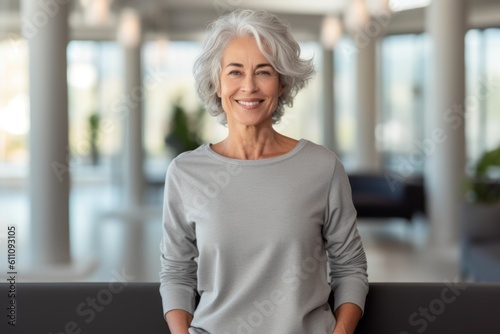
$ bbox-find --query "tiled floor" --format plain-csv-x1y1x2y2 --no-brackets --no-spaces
81,213,461,284
0,178,460,284
358,218,460,282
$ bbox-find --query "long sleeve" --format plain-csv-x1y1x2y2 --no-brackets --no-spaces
158,140,367,333
159,159,199,316
323,158,369,314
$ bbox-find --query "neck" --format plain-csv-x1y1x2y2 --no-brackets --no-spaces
213,123,298,160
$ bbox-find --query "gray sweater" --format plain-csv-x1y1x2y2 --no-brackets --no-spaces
159,139,368,334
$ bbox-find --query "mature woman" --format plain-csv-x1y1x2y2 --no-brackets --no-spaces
160,9,368,334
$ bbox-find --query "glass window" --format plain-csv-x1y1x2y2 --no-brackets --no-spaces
0,38,29,167
378,33,429,173
67,41,123,168
465,28,500,170
335,36,357,168
465,29,483,167
142,40,204,178
278,41,323,144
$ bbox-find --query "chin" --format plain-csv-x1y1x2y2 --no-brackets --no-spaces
232,115,273,128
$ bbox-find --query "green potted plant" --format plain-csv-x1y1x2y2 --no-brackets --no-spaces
462,146,500,240
88,112,101,165
164,98,204,156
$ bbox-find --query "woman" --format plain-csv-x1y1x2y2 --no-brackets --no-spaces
160,9,368,334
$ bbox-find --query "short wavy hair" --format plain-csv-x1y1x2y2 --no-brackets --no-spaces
193,9,316,125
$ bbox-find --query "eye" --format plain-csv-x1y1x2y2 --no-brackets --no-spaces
228,70,242,76
256,70,271,76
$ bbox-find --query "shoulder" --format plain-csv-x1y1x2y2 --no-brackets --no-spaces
297,140,350,184
165,144,212,178
170,144,210,167
300,140,342,167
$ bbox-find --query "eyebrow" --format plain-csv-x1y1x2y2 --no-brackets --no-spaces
225,63,273,69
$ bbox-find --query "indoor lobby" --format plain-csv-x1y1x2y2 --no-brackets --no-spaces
1,0,499,292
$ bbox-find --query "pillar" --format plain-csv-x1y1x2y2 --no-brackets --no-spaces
22,0,71,266
118,11,144,281
354,32,380,172
322,47,337,152
121,44,145,281
425,0,466,245
123,44,144,208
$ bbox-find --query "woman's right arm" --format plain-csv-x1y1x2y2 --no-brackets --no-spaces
160,160,199,332
166,309,193,334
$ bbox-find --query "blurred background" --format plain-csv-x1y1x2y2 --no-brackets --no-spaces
0,0,499,283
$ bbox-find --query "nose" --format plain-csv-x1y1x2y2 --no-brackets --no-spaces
241,73,257,93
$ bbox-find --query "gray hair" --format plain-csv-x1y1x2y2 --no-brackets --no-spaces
193,9,316,125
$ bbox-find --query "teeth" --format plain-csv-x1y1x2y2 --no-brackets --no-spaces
238,100,261,107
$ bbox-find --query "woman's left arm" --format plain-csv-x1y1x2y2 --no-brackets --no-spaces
332,302,363,334
323,156,369,333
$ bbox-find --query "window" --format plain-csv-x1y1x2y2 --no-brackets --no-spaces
465,28,500,169
0,38,29,168
379,33,429,173
67,41,124,167
334,36,357,168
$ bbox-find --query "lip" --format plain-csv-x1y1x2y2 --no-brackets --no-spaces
235,98,264,109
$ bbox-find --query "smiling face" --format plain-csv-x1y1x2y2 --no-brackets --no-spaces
218,36,284,129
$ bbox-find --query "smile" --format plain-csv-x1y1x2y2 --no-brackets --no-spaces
236,100,263,107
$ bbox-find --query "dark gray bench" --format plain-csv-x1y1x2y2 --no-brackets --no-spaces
348,174,425,222
1,282,499,333
462,241,500,281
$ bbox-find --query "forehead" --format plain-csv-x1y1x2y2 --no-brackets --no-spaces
221,36,269,65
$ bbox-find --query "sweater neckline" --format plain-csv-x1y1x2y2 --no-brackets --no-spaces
203,138,308,165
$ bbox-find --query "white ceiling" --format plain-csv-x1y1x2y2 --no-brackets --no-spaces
1,0,500,41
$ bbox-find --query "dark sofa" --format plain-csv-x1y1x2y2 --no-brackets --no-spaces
460,202,500,282
2,282,500,333
348,173,426,221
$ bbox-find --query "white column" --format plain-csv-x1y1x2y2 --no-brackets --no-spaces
354,34,380,172
22,0,71,266
123,44,144,208
118,13,145,281
322,47,337,152
425,0,466,245
121,45,145,281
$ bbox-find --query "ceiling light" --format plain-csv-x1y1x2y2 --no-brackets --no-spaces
389,0,432,12
81,0,112,26
344,0,371,33
117,8,141,48
321,15,343,49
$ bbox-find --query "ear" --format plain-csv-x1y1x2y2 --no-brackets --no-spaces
279,83,285,97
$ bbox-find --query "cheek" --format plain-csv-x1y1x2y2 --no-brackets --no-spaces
219,81,236,96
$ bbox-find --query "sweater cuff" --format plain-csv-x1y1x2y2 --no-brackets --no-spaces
332,277,369,315
160,285,197,317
